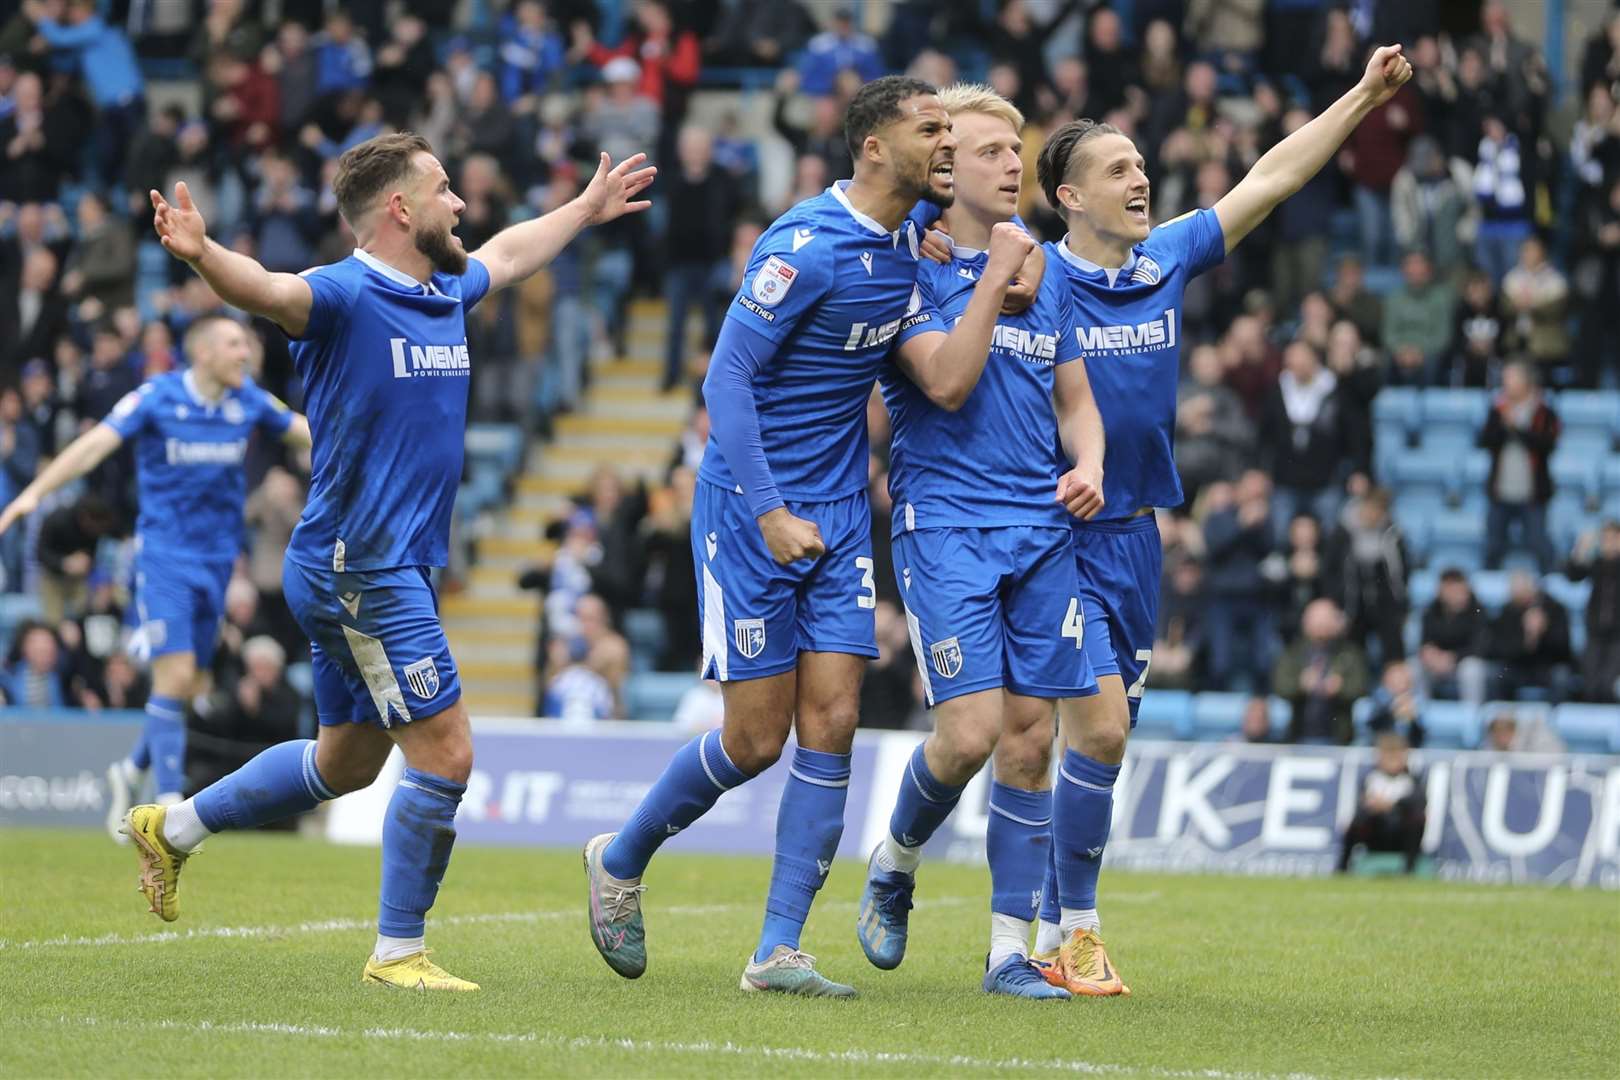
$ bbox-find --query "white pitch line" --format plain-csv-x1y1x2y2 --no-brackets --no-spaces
0,896,984,952
32,1015,1399,1080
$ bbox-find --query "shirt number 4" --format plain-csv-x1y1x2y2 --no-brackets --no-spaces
1062,597,1085,648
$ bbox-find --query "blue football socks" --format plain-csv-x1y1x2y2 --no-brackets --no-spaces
755,747,850,962
887,741,968,851
143,695,186,798
378,768,466,938
1052,748,1119,911
193,738,337,833
987,781,1053,921
602,730,750,880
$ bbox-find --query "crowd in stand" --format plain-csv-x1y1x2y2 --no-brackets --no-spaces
2,0,1619,746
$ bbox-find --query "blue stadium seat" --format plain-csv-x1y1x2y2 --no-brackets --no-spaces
1542,573,1592,617
464,424,524,473
1550,704,1620,754
1189,692,1248,741
623,672,701,721
1550,450,1600,502
1468,570,1512,613
1420,701,1481,748
1407,568,1439,611
1553,391,1620,441
622,608,667,673
1417,427,1478,461
1389,452,1456,498
1134,690,1192,740
1459,451,1491,490
1602,458,1620,498
1392,491,1444,561
1548,494,1592,558
1428,543,1483,572
1421,388,1489,428
1351,696,1377,739
1425,511,1482,569
1372,388,1420,429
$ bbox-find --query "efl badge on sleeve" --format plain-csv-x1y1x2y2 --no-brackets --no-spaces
751,256,798,307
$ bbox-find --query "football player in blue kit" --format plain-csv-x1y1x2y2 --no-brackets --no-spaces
583,76,1045,998
852,84,1107,1000
0,317,311,834
1028,45,1414,996
113,132,654,991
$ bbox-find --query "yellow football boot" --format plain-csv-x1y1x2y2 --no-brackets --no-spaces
1030,947,1063,988
120,804,188,922
362,950,480,991
1053,928,1130,997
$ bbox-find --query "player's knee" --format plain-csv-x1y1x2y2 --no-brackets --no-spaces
319,754,387,796
423,736,474,785
935,723,998,782
994,730,1052,788
1079,718,1129,764
725,727,787,775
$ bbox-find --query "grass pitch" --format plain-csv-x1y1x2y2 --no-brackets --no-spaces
1,828,1614,1079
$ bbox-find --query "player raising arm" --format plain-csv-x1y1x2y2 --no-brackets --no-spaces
122,133,652,993
0,318,310,833
1028,45,1413,997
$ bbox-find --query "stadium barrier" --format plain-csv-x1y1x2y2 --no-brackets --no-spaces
4,713,1616,888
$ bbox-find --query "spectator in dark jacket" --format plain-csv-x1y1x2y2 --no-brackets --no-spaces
1419,568,1491,704
1337,732,1426,873
1480,361,1560,571
1340,78,1422,267
1323,488,1410,668
1201,471,1276,692
1488,571,1575,701
1261,341,1347,538
1449,269,1505,388
35,493,119,623
1366,659,1427,748
1566,521,1620,702
1175,344,1255,501
1263,512,1327,642
661,125,737,391
1274,597,1371,745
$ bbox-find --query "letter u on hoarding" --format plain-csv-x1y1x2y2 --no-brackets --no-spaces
1481,763,1567,857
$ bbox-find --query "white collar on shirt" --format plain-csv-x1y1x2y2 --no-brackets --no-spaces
182,368,225,407
1055,234,1136,286
353,247,442,295
828,180,899,241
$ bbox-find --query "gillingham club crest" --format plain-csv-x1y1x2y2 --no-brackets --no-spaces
734,619,766,660
930,637,963,679
404,657,440,700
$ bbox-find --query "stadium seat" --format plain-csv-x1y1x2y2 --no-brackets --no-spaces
1553,391,1620,442
1468,569,1511,613
1392,491,1443,561
1458,450,1491,491
1189,692,1248,741
1372,388,1420,430
1421,388,1489,429
1389,453,1456,498
1351,696,1376,740
622,608,667,673
623,671,701,721
1602,458,1620,498
1416,427,1477,462
1549,450,1600,502
1424,511,1483,570
1548,494,1592,558
1407,568,1439,613
464,424,524,474
1551,704,1620,754
1420,700,1481,748
1134,690,1192,740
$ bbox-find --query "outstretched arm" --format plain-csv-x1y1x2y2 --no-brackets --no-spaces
0,424,123,537
152,182,314,336
895,222,1037,411
474,152,656,294
1215,44,1413,253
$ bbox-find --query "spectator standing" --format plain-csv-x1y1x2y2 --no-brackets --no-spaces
1566,522,1620,702
796,7,885,96
1571,179,1620,389
1274,597,1370,745
1339,73,1421,267
1261,341,1346,533
1336,733,1425,873
0,71,77,203
1,248,68,377
1472,116,1532,284
1418,568,1490,704
1390,134,1467,276
498,3,566,106
1323,488,1409,668
576,0,701,118
1175,344,1254,501
1449,269,1505,388
1201,473,1276,693
1270,107,1337,315
60,193,136,318
34,493,118,623
705,0,815,69
1480,361,1560,571
1488,572,1574,701
25,0,145,185
660,125,737,391
1381,250,1455,386
1499,235,1570,382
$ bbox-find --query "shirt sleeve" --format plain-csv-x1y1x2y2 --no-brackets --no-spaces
459,256,493,313
894,276,946,350
100,384,155,440
723,228,833,345
252,385,295,437
701,317,786,517
292,265,357,342
1151,207,1226,278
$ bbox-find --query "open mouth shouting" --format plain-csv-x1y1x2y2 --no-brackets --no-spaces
1125,194,1149,226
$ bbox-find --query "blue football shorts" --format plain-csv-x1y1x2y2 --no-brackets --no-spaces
1071,512,1162,724
894,524,1098,707
132,549,234,668
283,560,461,727
691,480,878,681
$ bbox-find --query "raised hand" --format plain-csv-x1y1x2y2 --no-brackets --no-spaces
150,181,209,263
1359,44,1414,108
580,152,657,226
985,220,1036,284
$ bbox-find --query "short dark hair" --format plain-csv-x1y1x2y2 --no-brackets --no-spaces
332,132,436,226
843,75,938,160
1035,118,1125,211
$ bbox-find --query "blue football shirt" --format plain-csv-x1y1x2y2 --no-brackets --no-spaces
1047,208,1225,518
288,249,491,571
881,236,1081,533
103,368,293,561
700,181,925,503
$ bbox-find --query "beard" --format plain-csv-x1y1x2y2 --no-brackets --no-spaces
899,151,954,208
415,221,468,276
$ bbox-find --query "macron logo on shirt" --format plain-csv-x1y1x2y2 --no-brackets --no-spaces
1074,308,1178,354
390,338,472,379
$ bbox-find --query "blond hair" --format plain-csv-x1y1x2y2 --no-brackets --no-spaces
936,83,1024,136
